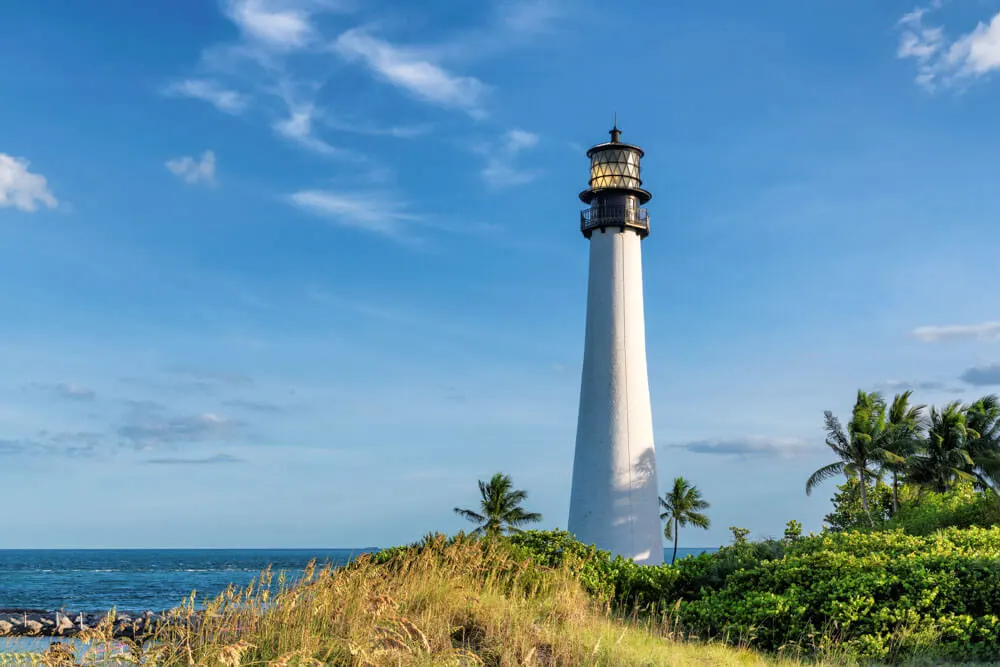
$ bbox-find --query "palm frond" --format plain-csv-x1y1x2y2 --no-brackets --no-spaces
806,461,845,495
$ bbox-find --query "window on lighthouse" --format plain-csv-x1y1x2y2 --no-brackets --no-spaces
590,149,641,189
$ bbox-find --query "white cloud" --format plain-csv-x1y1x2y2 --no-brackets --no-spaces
165,150,217,186
163,78,250,114
271,98,357,157
950,14,1000,76
224,0,314,50
911,321,1000,342
333,28,489,114
288,189,421,239
897,6,1000,90
480,128,540,188
0,154,57,212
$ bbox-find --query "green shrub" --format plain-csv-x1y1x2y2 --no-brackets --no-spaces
679,527,1000,661
823,479,894,531
887,482,1000,535
505,529,679,612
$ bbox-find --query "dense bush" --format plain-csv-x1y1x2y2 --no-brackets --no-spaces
823,479,895,531
887,483,1000,535
506,529,679,611
506,528,1000,661
680,528,1000,661
507,530,785,613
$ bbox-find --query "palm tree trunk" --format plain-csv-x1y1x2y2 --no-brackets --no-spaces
892,471,899,516
859,469,875,527
671,518,679,564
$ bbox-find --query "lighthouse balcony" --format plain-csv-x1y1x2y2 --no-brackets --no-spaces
580,206,650,238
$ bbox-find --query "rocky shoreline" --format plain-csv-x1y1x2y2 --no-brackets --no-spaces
0,609,163,639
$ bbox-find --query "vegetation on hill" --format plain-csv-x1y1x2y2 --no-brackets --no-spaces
47,534,802,666
807,390,1000,519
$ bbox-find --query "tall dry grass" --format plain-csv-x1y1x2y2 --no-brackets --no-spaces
59,533,808,666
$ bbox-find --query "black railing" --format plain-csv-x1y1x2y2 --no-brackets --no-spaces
580,206,650,236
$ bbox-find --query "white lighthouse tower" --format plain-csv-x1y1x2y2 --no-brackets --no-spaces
568,123,663,566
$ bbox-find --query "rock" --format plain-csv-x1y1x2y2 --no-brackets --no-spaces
56,615,75,634
41,616,56,626
24,620,43,635
0,620,11,636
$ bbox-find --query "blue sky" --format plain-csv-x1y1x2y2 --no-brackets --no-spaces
2,0,1000,549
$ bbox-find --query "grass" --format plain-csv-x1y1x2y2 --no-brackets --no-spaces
10,534,987,666
19,534,815,666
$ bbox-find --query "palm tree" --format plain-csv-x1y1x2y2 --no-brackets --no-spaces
879,391,925,514
908,402,981,493
964,394,1000,494
659,477,711,565
453,472,542,537
807,391,890,522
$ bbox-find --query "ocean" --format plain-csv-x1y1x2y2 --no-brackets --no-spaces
0,547,715,613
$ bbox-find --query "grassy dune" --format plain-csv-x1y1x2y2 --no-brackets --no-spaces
33,536,811,666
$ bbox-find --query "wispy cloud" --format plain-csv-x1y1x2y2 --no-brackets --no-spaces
897,5,1000,90
911,321,1000,342
960,362,1000,386
26,381,96,400
167,368,255,387
52,382,96,400
271,98,357,158
165,150,217,186
118,411,237,450
163,79,250,114
880,378,965,393
223,399,285,414
288,189,422,240
0,439,29,455
0,432,102,457
121,369,254,397
672,436,818,459
0,153,57,212
224,0,316,50
497,0,561,34
479,128,540,187
145,453,245,465
333,28,489,115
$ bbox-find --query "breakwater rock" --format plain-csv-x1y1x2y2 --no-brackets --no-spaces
0,609,164,639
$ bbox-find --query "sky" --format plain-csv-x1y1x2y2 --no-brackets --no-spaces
2,0,1000,549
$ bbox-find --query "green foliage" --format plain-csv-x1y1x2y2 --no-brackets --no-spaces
659,477,711,564
668,538,786,602
807,391,897,514
679,527,1000,661
453,472,542,537
505,529,679,612
887,482,1000,535
729,526,750,545
502,527,1000,662
783,520,802,543
823,478,894,531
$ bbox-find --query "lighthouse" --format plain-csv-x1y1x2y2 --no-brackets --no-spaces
568,123,664,565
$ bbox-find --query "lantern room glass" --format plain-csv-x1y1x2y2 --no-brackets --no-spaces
589,148,641,190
